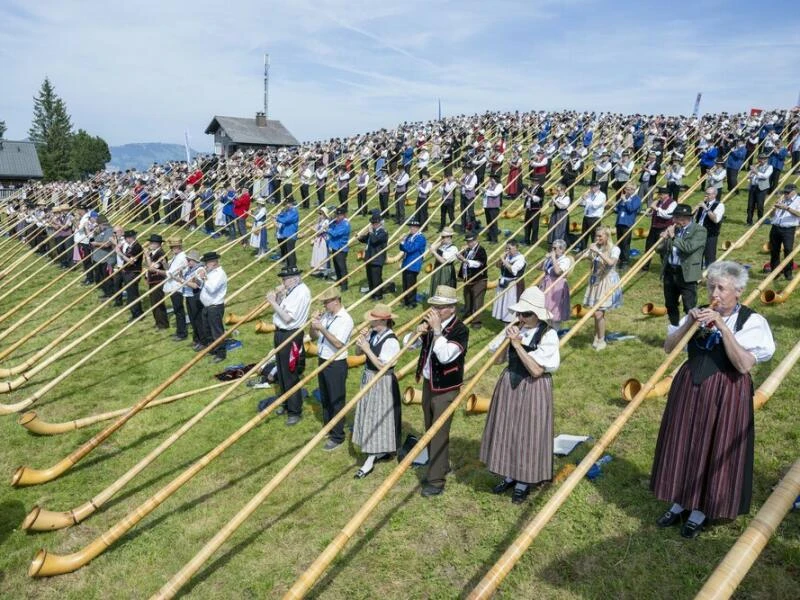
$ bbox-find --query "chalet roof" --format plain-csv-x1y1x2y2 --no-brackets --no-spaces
205,116,300,147
0,140,44,180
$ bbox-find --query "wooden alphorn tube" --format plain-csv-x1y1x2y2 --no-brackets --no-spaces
465,393,491,414
403,387,422,405
761,267,800,305
641,302,667,316
693,458,800,600
753,337,800,410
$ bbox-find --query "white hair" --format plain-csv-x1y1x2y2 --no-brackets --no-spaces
551,239,567,251
706,261,748,291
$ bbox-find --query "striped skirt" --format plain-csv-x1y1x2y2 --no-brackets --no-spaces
351,369,401,454
480,370,553,484
650,364,754,520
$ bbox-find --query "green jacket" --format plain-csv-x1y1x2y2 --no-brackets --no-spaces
660,222,707,282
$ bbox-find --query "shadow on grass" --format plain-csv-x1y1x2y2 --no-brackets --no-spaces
0,500,25,546
69,424,177,474
174,463,354,599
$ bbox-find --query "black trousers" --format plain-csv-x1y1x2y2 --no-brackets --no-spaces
704,236,719,268
203,207,214,232
524,209,540,245
663,265,697,327
278,237,297,269
171,291,187,338
337,187,349,210
186,294,203,343
667,182,681,202
283,184,294,203
316,186,326,205
92,261,113,297
616,224,632,266
332,252,348,290
366,264,384,299
769,225,796,278
122,271,143,317
300,184,310,209
460,193,476,230
357,188,368,214
55,236,72,267
200,303,226,358
395,190,406,223
422,381,458,488
643,226,666,271
439,202,454,230
149,201,161,224
747,186,767,223
484,207,500,242
463,279,487,325
579,216,600,251
318,358,348,444
379,191,389,213
274,328,306,416
402,270,419,307
792,150,799,169
414,196,429,226
769,169,782,193
726,167,740,193
148,282,170,328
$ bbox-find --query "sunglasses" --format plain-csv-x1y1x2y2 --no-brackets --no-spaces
516,311,535,318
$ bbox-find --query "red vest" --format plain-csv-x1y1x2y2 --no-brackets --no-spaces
652,197,674,229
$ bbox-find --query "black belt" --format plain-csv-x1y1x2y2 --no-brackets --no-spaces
666,263,682,270
773,224,797,229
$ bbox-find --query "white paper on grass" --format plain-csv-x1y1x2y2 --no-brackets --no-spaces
553,434,591,456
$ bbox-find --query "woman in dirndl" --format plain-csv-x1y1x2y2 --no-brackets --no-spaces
539,238,572,332
506,149,523,199
351,304,402,479
310,206,330,275
480,286,560,504
547,183,571,245
582,225,622,351
428,227,458,295
650,261,774,538
491,239,526,323
248,197,268,257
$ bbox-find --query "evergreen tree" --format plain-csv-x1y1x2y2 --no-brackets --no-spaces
29,77,73,181
70,129,111,179
0,120,6,139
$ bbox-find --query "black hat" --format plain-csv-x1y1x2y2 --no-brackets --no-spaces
782,183,797,193
657,186,670,194
369,210,382,223
335,206,347,215
278,265,303,278
123,229,137,238
465,231,477,241
420,168,429,178
758,152,769,159
672,204,693,217
148,234,163,243
201,251,220,263
408,218,421,227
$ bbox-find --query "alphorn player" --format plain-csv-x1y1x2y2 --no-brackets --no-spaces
481,287,560,504
117,230,144,322
266,266,311,426
144,233,170,330
197,251,228,364
415,285,469,497
164,237,189,341
769,183,800,281
651,261,774,538
310,289,354,452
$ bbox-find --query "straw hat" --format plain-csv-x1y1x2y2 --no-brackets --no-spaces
318,206,330,218
440,227,454,237
428,285,458,306
319,288,341,302
53,204,70,212
363,303,397,322
186,249,201,262
508,287,551,322
167,237,183,247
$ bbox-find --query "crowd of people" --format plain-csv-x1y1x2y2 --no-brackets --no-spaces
2,106,797,537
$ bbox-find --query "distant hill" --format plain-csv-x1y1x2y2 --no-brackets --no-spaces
107,143,201,172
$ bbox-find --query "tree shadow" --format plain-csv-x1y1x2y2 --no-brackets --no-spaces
0,500,25,546
174,464,353,599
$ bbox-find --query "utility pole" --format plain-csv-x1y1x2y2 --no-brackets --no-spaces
264,53,270,120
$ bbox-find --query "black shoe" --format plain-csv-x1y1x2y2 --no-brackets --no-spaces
656,509,689,528
194,344,207,352
746,221,753,226
421,484,444,497
275,406,287,416
211,355,225,363
681,517,706,539
171,334,187,341
492,479,515,494
511,486,530,504
286,415,301,426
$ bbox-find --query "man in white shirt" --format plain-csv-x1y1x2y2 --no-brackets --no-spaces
266,266,312,425
747,153,773,224
311,289,354,450
769,183,800,280
694,188,725,266
577,182,606,251
198,251,228,363
163,237,189,341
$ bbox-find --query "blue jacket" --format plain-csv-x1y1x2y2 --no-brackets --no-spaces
633,130,645,150
583,130,593,148
699,147,718,168
402,147,414,166
399,232,426,272
615,194,642,227
375,157,386,175
327,218,351,252
275,206,299,239
200,189,214,210
725,146,747,171
769,148,788,171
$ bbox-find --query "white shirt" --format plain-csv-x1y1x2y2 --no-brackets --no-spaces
422,316,464,380
370,329,401,364
500,253,526,284
772,194,800,228
698,202,725,227
199,266,227,306
553,194,570,210
73,213,91,244
488,327,561,373
667,308,775,363
436,243,459,263
317,307,354,361
581,190,607,218
272,282,311,330
666,166,685,184
163,251,188,294
654,200,677,219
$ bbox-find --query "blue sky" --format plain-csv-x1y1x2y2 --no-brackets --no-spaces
1,0,798,149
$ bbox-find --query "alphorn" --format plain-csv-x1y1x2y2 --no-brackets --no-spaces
693,458,800,600
761,249,800,304
753,337,800,410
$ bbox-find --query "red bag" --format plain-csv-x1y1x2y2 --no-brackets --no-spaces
289,341,300,373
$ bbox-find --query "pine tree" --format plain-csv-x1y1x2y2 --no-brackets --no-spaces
29,77,74,181
0,120,6,139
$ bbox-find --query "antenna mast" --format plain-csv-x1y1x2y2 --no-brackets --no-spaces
263,53,270,120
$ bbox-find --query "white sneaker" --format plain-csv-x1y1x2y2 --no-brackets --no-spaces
252,381,272,389
595,339,607,351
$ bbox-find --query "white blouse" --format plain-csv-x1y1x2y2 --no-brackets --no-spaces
489,327,561,373
667,308,775,363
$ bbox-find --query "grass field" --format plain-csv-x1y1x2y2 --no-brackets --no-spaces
0,167,798,600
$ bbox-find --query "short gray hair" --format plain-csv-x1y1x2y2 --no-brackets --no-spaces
706,260,748,291
551,239,567,251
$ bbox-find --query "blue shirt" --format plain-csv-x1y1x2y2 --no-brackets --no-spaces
200,189,214,210
615,194,642,227
375,157,386,175
725,146,747,171
276,206,299,239
769,148,788,171
327,218,351,252
402,147,414,166
399,232,426,272
699,147,718,168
